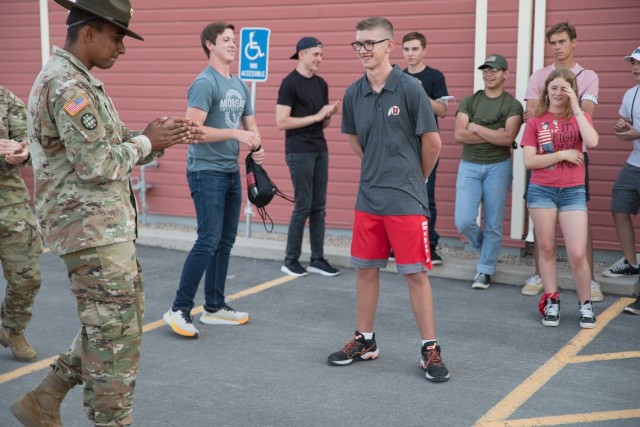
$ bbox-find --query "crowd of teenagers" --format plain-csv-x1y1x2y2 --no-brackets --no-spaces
0,0,638,424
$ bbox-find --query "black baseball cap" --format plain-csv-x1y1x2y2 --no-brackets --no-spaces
290,37,323,59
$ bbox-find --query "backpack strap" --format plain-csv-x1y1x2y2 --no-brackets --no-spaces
468,90,484,122
469,90,516,125
469,90,518,148
256,206,274,233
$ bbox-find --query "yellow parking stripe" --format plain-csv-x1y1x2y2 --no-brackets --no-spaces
0,357,56,384
0,275,298,385
474,297,636,427
570,350,640,364
477,409,640,427
142,275,296,333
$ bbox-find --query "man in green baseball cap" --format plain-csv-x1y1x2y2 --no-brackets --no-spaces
10,1,203,426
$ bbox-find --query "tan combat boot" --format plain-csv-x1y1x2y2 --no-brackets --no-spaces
11,370,73,427
0,326,37,361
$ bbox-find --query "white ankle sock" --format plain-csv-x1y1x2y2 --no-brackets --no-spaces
361,332,373,340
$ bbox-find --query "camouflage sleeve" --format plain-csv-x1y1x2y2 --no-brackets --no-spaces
0,87,27,171
6,89,28,143
120,122,164,165
49,78,152,183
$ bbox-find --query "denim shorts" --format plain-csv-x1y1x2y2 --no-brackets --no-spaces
526,184,587,212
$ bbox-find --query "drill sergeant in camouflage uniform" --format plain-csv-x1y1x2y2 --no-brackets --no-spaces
11,1,203,426
0,86,43,362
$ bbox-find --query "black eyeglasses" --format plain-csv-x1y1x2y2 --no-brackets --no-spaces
350,39,389,52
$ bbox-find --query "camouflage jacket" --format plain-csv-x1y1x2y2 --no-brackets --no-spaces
0,86,31,209
28,46,159,255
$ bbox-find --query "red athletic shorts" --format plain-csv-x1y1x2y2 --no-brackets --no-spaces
350,210,432,274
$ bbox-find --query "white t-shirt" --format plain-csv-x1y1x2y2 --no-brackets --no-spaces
619,84,640,167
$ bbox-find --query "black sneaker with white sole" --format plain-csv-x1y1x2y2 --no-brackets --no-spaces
307,258,340,277
327,331,378,366
542,297,560,327
579,300,596,328
281,259,308,277
471,272,491,289
430,245,443,266
421,342,450,382
624,296,640,314
602,259,640,278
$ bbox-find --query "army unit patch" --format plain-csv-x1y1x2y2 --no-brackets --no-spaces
63,94,89,117
81,113,98,130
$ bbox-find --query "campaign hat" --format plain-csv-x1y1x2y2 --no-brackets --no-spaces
54,0,144,41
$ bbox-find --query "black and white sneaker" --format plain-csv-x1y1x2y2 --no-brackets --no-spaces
327,331,379,366
579,300,596,329
602,259,640,278
430,246,443,266
471,272,491,289
542,297,560,327
624,296,640,314
308,258,340,277
281,259,308,277
420,342,450,382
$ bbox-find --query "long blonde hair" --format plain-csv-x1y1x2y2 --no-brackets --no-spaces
535,69,580,119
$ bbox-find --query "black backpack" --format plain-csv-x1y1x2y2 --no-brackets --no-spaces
245,151,294,232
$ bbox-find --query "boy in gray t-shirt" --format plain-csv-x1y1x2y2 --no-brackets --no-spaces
164,22,265,338
327,17,450,383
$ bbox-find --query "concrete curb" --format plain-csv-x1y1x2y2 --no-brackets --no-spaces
136,228,639,297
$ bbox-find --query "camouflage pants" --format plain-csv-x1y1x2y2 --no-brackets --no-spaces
0,204,43,332
52,241,144,426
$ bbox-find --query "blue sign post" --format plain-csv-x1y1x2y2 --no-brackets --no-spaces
238,27,270,236
238,28,270,82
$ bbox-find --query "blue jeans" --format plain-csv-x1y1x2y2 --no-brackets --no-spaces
285,151,328,261
172,170,241,312
455,158,512,275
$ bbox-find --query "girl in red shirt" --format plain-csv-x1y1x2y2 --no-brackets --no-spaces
521,69,599,329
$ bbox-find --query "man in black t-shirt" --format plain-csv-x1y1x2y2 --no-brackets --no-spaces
402,31,450,264
276,37,340,277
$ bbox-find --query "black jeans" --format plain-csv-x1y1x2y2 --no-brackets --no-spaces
284,151,328,261
427,158,439,247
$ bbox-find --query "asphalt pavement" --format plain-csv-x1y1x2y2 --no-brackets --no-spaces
1,240,639,426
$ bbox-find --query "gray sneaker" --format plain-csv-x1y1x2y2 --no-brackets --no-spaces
200,306,249,325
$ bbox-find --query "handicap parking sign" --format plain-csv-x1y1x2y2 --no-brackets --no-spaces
239,28,270,82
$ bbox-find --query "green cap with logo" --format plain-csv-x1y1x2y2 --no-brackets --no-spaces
477,54,508,70
54,0,144,41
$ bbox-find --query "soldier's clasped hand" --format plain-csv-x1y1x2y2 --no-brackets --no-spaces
144,117,205,151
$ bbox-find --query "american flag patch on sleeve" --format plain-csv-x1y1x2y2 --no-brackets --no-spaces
63,94,90,117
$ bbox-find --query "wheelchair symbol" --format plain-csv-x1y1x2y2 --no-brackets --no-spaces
244,31,265,61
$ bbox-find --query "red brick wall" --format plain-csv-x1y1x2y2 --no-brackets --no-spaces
2,0,639,253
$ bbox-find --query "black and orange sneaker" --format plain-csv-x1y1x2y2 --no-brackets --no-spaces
327,331,379,366
420,342,450,382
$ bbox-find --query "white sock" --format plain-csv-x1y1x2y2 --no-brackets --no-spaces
422,339,436,347
361,332,373,340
